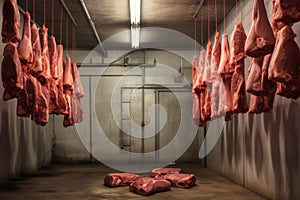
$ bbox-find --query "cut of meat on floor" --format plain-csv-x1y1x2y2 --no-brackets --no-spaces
1,0,20,43
268,25,300,84
30,24,43,74
104,173,139,187
273,0,300,24
150,168,182,178
1,42,23,101
245,0,275,57
129,177,171,196
18,12,33,65
230,21,248,114
165,174,196,189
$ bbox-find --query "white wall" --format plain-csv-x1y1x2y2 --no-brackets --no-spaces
207,1,300,199
0,0,52,184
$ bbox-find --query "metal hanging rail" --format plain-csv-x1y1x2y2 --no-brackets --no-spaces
60,0,77,27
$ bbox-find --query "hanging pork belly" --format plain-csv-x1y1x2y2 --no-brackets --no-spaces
1,0,20,43
18,12,33,65
31,24,43,74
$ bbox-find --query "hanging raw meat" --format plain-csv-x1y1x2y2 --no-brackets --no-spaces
31,24,43,74
248,95,264,114
246,56,264,95
54,45,68,115
192,55,199,92
72,62,84,97
72,94,84,123
211,32,222,119
63,91,74,127
1,42,23,101
49,79,59,114
218,34,232,75
230,21,248,113
49,36,59,80
261,54,276,93
18,12,33,65
203,41,212,83
268,25,300,84
245,0,275,57
276,82,300,100
273,0,300,24
129,177,171,196
17,74,38,117
1,0,20,43
31,81,49,126
200,87,211,122
193,51,206,93
39,25,51,85
63,55,74,92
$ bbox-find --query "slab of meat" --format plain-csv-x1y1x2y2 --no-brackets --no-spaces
56,45,64,85
245,0,275,57
150,168,182,178
30,24,43,74
211,32,222,119
218,34,232,76
63,55,74,92
49,79,59,114
54,84,68,115
63,91,74,127
104,173,139,187
203,41,212,83
72,94,84,123
1,42,23,100
17,74,38,117
231,62,248,113
165,174,196,189
276,82,300,100
246,56,264,95
129,177,171,196
18,12,33,65
192,92,206,127
230,21,248,113
200,86,211,122
230,21,247,66
49,36,59,80
193,51,206,93
273,0,300,24
248,95,264,114
31,81,49,126
1,0,20,43
261,54,276,93
268,25,300,84
72,62,84,97
192,55,199,92
38,25,51,85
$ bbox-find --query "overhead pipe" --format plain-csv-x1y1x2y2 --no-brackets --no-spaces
60,0,77,27
193,0,205,18
79,0,107,57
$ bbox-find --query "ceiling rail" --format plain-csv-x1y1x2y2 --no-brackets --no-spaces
193,0,205,18
60,0,77,27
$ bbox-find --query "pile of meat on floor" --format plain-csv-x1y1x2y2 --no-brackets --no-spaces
192,0,300,126
104,168,196,196
1,0,84,127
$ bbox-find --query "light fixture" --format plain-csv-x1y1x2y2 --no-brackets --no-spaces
130,0,141,24
131,24,140,48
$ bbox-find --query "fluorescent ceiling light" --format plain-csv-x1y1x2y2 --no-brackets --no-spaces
130,0,141,24
131,24,140,48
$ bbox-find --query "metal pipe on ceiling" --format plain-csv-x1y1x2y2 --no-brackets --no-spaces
193,0,205,18
79,0,107,57
60,0,77,27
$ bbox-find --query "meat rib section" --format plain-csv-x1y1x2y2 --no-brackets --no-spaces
72,62,84,97
218,34,232,75
104,173,139,187
39,25,51,85
245,0,275,57
230,21,248,113
18,12,33,65
31,24,43,74
63,55,74,92
165,174,196,189
203,41,212,83
1,42,23,101
31,81,49,126
273,0,300,24
1,0,20,43
129,177,171,196
246,56,264,95
268,25,300,84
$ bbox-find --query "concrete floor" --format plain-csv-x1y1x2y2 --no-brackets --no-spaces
0,163,266,200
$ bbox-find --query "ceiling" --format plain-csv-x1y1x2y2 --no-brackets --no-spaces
17,0,237,54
